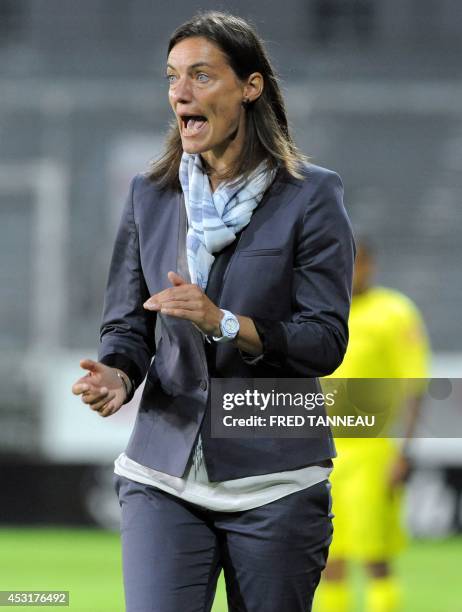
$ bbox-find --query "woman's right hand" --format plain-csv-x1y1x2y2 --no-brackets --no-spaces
71,358,129,417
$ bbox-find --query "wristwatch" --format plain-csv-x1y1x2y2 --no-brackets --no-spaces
213,309,240,343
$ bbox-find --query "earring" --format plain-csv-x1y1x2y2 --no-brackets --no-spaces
242,98,250,108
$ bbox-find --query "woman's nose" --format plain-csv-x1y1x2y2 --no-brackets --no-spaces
169,77,193,104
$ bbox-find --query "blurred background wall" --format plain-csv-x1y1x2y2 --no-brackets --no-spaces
1,0,462,532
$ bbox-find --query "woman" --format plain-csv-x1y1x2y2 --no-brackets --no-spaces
72,11,354,612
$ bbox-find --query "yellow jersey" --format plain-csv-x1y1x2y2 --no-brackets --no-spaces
334,286,430,380
324,287,430,561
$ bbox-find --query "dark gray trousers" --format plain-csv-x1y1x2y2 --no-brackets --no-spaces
114,474,333,612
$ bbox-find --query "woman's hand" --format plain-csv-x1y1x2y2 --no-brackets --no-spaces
143,271,223,336
71,358,129,417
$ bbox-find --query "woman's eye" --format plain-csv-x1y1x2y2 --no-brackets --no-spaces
196,73,209,83
166,74,177,84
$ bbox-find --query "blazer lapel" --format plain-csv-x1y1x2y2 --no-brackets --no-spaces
177,193,191,283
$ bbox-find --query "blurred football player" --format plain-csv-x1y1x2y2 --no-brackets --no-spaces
316,238,430,612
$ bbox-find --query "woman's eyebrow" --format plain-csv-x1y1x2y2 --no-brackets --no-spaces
166,61,214,71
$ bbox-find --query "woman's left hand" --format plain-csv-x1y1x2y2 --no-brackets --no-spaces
143,271,223,336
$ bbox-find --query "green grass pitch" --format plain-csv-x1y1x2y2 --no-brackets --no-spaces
0,528,460,611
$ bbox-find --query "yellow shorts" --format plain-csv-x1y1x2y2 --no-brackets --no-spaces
328,438,407,562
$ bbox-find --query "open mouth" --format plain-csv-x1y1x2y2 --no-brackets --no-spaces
180,115,208,137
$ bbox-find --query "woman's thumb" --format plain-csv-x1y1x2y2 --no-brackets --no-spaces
80,358,100,373
168,270,186,286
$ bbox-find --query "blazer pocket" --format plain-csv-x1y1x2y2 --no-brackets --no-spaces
239,248,282,257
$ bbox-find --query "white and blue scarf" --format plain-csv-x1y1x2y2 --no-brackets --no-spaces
179,152,275,290
179,152,275,476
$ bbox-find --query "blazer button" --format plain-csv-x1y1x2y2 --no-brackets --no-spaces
199,379,208,391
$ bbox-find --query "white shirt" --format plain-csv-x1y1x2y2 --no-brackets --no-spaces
114,450,332,512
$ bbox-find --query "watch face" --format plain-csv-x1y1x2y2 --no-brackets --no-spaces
223,316,239,336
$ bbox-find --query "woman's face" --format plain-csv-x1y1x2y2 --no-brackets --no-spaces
166,37,254,164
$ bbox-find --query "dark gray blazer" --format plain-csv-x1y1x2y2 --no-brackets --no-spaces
98,164,355,481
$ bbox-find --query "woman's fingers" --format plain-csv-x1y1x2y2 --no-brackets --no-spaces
72,361,123,417
144,285,202,310
72,381,89,395
72,378,102,397
72,364,102,396
159,299,203,312
155,297,221,335
77,384,122,417
99,401,121,418
87,390,116,412
81,385,110,405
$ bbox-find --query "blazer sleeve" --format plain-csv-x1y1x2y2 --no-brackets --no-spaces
253,171,355,377
97,175,156,396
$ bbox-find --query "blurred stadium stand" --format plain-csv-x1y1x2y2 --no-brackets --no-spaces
1,0,461,531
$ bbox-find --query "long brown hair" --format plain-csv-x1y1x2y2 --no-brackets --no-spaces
149,11,308,190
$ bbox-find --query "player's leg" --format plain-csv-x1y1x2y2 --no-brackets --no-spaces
114,474,222,612
355,441,405,612
217,480,333,612
316,558,352,612
315,443,355,612
364,561,401,612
